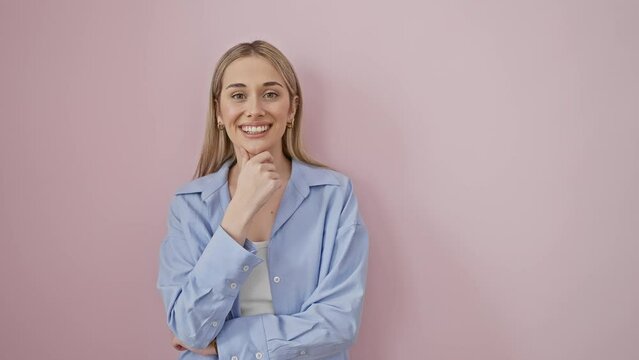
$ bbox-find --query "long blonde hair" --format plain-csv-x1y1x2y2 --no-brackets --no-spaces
193,40,330,179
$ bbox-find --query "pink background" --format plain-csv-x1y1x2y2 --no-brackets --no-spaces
1,1,638,359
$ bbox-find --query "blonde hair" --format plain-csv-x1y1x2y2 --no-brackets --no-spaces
193,40,331,179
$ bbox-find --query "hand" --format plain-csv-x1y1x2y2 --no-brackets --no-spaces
232,145,283,215
220,145,283,245
171,335,218,356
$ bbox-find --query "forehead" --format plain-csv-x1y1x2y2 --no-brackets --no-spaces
222,56,284,86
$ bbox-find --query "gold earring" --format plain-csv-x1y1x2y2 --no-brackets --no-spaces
286,122,293,129
217,123,224,130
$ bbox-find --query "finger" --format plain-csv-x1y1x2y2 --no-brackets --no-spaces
193,348,217,356
234,145,251,167
171,337,186,351
251,151,274,164
259,163,277,173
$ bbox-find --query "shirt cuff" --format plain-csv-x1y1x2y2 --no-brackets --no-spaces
189,224,264,294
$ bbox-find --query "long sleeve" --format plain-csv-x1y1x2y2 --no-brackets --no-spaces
215,181,370,360
156,195,264,350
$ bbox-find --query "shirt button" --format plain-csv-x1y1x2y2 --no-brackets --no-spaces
300,350,307,355
273,276,280,283
255,352,263,359
211,321,218,327
231,356,238,360
230,282,237,289
243,265,250,272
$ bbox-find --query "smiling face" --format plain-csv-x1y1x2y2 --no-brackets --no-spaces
216,55,298,158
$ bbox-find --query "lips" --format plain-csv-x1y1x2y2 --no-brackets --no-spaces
240,124,271,135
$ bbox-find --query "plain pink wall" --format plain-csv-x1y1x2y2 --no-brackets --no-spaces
1,1,638,359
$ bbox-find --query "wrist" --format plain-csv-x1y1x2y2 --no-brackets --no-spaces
227,198,256,225
221,200,254,245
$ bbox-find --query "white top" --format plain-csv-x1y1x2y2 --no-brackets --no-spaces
239,239,275,316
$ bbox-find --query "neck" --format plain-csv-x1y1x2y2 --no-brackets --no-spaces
268,151,292,179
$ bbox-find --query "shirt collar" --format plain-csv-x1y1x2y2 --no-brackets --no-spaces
175,157,340,202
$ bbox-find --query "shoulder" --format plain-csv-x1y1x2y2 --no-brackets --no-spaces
292,159,360,206
295,160,361,219
173,159,233,200
299,161,365,229
166,170,226,223
294,159,351,188
173,173,221,195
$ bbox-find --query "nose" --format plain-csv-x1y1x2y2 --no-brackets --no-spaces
246,97,265,118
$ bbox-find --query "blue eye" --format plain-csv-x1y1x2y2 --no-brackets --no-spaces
264,92,278,99
231,93,246,100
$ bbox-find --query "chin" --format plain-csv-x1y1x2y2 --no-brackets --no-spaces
243,143,271,156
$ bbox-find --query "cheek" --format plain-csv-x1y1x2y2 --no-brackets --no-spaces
220,104,243,122
268,102,291,118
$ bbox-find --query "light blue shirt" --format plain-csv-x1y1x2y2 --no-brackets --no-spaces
156,157,369,360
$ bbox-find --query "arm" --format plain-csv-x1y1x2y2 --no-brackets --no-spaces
157,150,289,351
216,181,370,360
156,195,263,349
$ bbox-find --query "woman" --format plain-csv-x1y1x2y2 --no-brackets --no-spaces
156,40,369,360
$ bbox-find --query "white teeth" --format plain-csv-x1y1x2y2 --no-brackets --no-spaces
241,125,270,134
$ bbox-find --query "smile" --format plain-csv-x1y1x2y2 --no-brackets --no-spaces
240,124,271,135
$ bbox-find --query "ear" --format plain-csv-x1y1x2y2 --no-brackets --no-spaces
214,99,222,123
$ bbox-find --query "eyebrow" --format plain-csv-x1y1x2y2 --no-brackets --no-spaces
225,81,284,89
